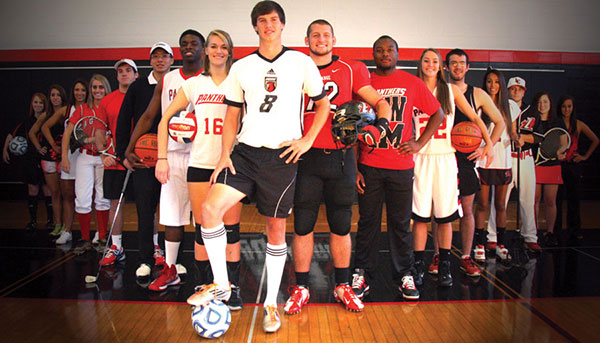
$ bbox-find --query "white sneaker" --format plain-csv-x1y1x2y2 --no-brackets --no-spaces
56,231,72,245
176,264,187,275
496,245,511,261
473,244,486,262
92,231,99,245
136,263,152,277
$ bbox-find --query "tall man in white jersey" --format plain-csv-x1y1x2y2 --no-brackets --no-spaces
187,1,329,333
125,30,204,281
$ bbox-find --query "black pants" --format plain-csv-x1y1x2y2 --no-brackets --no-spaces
556,162,581,232
133,167,161,265
354,164,414,284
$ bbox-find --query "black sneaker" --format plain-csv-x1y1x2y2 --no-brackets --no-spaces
351,270,370,298
46,220,55,231
414,260,425,286
438,260,453,287
544,232,559,247
399,275,420,300
25,222,37,231
73,239,92,255
227,284,243,311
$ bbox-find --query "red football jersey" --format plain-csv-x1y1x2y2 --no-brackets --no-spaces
96,90,126,170
303,56,371,149
358,70,440,170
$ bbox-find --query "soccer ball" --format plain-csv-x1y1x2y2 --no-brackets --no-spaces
168,110,197,143
9,136,28,156
191,299,231,339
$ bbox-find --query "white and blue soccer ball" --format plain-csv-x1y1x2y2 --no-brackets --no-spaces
191,299,231,339
9,136,28,156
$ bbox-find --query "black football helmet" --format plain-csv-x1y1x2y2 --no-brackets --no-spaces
331,101,376,148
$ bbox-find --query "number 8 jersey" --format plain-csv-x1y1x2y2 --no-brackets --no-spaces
224,48,325,149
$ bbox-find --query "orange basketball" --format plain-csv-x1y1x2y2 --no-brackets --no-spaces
451,121,483,153
134,133,158,167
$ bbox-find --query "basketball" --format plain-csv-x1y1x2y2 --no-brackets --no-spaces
134,133,158,167
9,136,28,156
191,299,231,339
168,111,197,143
451,121,483,153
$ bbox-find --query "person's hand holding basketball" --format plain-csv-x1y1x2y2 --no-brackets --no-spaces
155,159,170,184
125,147,148,169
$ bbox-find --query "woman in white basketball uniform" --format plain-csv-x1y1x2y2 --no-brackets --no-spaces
155,30,244,309
411,49,494,287
475,69,519,261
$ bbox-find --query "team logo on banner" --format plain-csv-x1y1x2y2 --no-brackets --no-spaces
264,69,277,92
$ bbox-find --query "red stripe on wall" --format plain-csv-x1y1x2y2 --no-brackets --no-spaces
0,47,599,65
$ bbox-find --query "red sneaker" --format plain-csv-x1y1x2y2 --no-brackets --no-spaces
428,254,439,275
99,245,125,266
525,242,542,252
333,284,364,312
153,245,165,266
149,264,180,291
473,244,486,262
283,286,309,314
460,257,481,277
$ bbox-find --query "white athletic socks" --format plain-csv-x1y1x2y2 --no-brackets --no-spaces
264,243,287,307
201,223,228,288
165,240,180,267
153,233,159,246
112,234,122,250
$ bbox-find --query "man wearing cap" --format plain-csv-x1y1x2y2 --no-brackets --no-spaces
487,76,542,252
114,43,174,270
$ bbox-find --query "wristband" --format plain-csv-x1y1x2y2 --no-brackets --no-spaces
157,158,167,160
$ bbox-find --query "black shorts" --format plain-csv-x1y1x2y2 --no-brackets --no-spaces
458,166,480,197
103,169,133,200
217,143,297,218
24,159,44,186
477,168,512,186
187,167,213,183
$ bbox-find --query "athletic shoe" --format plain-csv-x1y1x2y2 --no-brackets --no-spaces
73,239,92,255
473,244,486,262
263,305,281,333
136,263,151,277
99,245,126,266
187,283,231,307
25,222,36,231
149,264,181,291
428,254,439,275
495,245,511,261
351,272,370,299
96,238,107,252
486,241,497,252
50,224,65,236
525,242,542,252
226,284,243,311
460,257,481,277
414,260,425,286
399,275,420,300
544,232,559,247
333,284,364,312
153,245,165,266
55,231,72,245
438,260,453,287
283,285,310,314
92,231,99,245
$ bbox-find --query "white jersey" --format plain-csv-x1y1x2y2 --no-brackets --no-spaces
181,74,226,169
224,48,324,149
414,83,455,155
162,68,200,153
478,99,520,169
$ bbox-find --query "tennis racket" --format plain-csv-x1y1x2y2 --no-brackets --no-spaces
535,127,571,165
71,115,116,158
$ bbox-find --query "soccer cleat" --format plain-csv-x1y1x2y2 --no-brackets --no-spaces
73,239,92,255
333,284,364,312
400,275,420,300
96,238,107,252
460,257,481,277
525,242,542,252
413,260,425,286
136,263,152,277
99,245,126,266
50,224,65,236
153,245,165,266
438,260,453,287
495,245,511,261
263,305,281,333
55,231,72,245
428,254,439,275
149,263,181,291
473,244,486,262
486,241,497,252
226,284,243,311
187,283,231,307
351,273,370,299
283,286,310,314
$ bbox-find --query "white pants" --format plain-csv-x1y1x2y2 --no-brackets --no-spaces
74,151,109,213
159,151,191,226
487,152,537,243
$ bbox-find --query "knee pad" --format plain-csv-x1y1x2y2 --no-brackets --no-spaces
293,213,316,236
225,223,240,244
195,223,204,245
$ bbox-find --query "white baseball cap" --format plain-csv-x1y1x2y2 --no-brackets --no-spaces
507,76,526,90
150,42,173,56
114,58,138,72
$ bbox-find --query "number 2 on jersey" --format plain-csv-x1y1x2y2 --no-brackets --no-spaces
419,116,447,139
306,81,339,112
